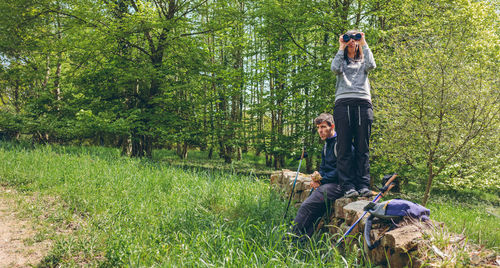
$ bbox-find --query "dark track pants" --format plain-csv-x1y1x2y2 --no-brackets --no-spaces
333,101,373,192
292,183,343,237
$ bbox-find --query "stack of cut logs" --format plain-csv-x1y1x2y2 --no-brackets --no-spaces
270,169,313,207
270,169,435,267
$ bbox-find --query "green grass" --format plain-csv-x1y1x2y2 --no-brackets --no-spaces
0,142,362,266
398,189,499,249
0,142,498,266
426,201,499,249
153,147,309,178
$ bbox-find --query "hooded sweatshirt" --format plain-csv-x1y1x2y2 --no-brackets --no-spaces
331,44,376,101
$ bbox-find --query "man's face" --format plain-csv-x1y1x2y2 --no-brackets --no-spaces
316,121,334,140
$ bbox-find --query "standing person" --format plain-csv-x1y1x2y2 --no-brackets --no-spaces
331,30,376,198
291,113,344,239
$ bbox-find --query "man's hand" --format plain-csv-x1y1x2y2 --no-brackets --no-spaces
311,181,320,189
311,171,322,182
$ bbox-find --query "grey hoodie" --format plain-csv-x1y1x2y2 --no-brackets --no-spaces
331,45,376,101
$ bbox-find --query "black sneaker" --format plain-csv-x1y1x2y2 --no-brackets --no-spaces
359,188,373,197
344,189,359,198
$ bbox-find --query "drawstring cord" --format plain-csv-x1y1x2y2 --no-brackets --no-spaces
347,105,351,126
358,106,361,126
347,105,362,127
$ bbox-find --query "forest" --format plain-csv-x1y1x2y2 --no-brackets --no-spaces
0,0,499,204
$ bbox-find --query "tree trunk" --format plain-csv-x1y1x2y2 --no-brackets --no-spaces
54,59,61,101
144,135,153,158
54,11,62,102
306,154,313,174
274,155,282,169
121,136,132,156
224,144,232,164
237,146,242,161
131,134,145,157
182,141,188,159
208,146,213,159
13,80,20,113
42,54,50,91
422,166,435,206
176,142,182,158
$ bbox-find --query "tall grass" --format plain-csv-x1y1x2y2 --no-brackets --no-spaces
153,147,310,178
426,202,499,249
1,142,497,266
400,190,499,249
0,142,361,266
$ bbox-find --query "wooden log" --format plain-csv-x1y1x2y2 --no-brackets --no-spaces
296,175,312,191
270,173,280,185
302,180,312,191
294,176,305,191
343,200,371,226
334,197,355,219
334,197,372,219
381,223,430,253
285,177,295,193
299,189,310,202
283,170,296,183
274,170,285,184
292,190,304,202
364,228,389,264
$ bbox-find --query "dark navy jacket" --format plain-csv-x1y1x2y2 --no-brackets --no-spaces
319,134,355,185
319,134,339,184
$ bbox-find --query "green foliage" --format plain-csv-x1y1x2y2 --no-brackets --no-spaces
427,199,499,249
372,0,499,203
0,108,23,139
0,0,498,194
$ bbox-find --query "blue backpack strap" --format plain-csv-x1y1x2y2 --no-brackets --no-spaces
364,200,401,220
364,215,379,250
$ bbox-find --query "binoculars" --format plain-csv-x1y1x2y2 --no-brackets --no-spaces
342,33,362,42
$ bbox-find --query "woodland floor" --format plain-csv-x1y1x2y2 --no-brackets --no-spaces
0,187,51,268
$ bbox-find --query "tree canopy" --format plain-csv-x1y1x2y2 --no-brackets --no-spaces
1,0,498,203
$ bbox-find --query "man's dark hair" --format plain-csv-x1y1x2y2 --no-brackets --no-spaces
314,113,334,126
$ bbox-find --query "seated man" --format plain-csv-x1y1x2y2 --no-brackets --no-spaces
291,113,347,238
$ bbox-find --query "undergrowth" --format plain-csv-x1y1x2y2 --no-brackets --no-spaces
0,142,497,266
0,142,365,266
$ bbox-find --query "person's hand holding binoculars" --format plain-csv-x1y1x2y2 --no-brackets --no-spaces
338,32,366,50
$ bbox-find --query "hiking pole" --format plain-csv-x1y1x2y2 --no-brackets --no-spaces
335,174,398,247
283,147,306,220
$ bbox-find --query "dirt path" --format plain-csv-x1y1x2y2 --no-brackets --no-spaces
0,188,51,268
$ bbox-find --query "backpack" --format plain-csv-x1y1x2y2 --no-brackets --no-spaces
363,199,430,250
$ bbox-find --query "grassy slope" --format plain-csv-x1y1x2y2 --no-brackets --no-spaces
0,143,360,266
427,201,499,249
0,142,497,266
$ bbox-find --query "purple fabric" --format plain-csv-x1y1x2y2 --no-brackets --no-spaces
385,199,430,221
